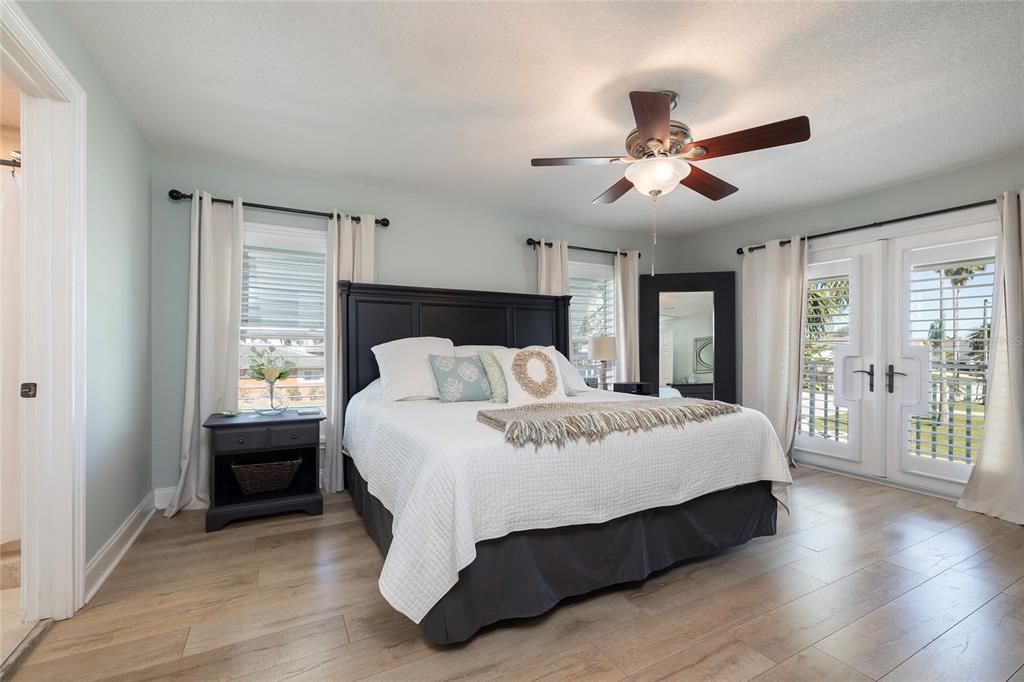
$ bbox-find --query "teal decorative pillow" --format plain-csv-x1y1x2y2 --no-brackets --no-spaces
428,355,492,402
478,350,508,403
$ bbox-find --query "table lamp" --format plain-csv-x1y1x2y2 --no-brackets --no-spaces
589,336,617,390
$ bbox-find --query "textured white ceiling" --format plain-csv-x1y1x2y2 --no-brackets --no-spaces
61,1,1024,235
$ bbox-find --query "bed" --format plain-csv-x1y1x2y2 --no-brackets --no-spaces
339,281,791,644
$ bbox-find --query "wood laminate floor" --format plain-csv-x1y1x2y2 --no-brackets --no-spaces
2,544,38,664
12,468,1024,681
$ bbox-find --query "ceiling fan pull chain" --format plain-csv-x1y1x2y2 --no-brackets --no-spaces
651,196,657,277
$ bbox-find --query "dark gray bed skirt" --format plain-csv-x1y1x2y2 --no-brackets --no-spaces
343,454,777,645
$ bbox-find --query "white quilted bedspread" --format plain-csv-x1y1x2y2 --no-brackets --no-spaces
342,381,792,623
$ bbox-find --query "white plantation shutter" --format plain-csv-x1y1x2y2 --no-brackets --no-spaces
799,274,851,443
907,257,996,464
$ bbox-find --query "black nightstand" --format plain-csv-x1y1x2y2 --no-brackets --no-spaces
202,410,325,532
673,383,715,399
613,382,655,396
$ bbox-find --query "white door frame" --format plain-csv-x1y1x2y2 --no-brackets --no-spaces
1,0,88,620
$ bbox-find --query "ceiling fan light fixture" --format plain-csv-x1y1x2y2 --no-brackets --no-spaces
624,157,690,197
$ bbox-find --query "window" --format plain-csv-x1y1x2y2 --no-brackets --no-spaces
799,273,851,443
239,223,327,411
568,261,615,386
906,256,995,464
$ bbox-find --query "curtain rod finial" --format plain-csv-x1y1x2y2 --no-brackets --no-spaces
168,189,188,201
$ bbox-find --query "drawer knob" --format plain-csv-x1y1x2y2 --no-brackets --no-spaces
237,437,246,444
290,433,298,440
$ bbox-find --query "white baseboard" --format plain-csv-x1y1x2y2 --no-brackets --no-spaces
84,491,154,603
153,487,176,510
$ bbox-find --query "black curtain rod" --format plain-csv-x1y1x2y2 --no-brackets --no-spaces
736,199,997,255
167,189,390,227
525,237,641,259
1,159,20,168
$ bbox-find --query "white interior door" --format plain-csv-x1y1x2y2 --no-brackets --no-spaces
795,242,885,476
884,224,999,495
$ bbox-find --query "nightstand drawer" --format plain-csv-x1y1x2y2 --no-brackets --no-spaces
270,423,319,448
213,428,267,453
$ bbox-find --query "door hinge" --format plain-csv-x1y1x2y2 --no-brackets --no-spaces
20,383,37,398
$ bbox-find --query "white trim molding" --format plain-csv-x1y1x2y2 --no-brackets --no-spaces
2,0,89,620
84,491,154,603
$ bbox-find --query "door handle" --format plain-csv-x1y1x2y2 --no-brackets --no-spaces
886,364,907,393
852,364,875,392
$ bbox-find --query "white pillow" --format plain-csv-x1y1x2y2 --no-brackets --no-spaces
493,346,567,404
525,346,589,395
555,351,590,395
453,344,507,357
371,337,454,401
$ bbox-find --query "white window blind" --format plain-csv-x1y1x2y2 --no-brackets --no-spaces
569,261,615,386
239,224,327,410
799,274,851,443
906,257,995,464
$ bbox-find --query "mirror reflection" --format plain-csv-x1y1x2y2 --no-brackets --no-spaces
659,292,715,399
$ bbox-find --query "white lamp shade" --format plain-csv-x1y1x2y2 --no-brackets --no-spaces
624,157,691,197
590,335,617,362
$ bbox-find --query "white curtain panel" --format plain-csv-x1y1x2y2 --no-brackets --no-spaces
958,191,1024,523
165,193,243,515
741,237,807,464
537,239,569,295
614,250,641,382
323,214,376,492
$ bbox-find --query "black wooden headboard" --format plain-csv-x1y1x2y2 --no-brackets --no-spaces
339,281,571,413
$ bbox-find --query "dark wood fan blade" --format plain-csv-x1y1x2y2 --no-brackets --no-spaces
684,116,810,160
680,165,738,201
629,91,671,150
592,176,634,204
531,156,622,167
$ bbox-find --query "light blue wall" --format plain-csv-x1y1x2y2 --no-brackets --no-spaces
671,148,1024,400
18,3,152,558
673,149,1024,273
149,153,684,487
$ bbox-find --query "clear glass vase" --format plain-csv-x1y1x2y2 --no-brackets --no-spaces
254,380,289,415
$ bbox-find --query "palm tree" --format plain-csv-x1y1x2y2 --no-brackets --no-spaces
802,278,850,436
938,263,985,422
967,320,991,404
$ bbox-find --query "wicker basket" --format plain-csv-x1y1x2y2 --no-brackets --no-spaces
231,459,301,495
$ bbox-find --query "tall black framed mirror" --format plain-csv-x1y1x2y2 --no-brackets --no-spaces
639,272,736,403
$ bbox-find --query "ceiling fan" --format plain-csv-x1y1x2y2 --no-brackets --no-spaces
531,91,810,204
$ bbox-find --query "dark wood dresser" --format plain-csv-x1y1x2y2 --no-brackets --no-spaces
202,410,325,532
673,383,715,399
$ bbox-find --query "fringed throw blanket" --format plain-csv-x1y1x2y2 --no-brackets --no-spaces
478,398,742,448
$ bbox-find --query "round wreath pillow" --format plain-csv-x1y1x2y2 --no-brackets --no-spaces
510,349,559,399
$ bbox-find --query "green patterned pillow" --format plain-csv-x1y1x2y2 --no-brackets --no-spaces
428,354,492,402
477,351,508,403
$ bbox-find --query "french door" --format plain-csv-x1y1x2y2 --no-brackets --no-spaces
795,242,885,476
794,214,999,495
